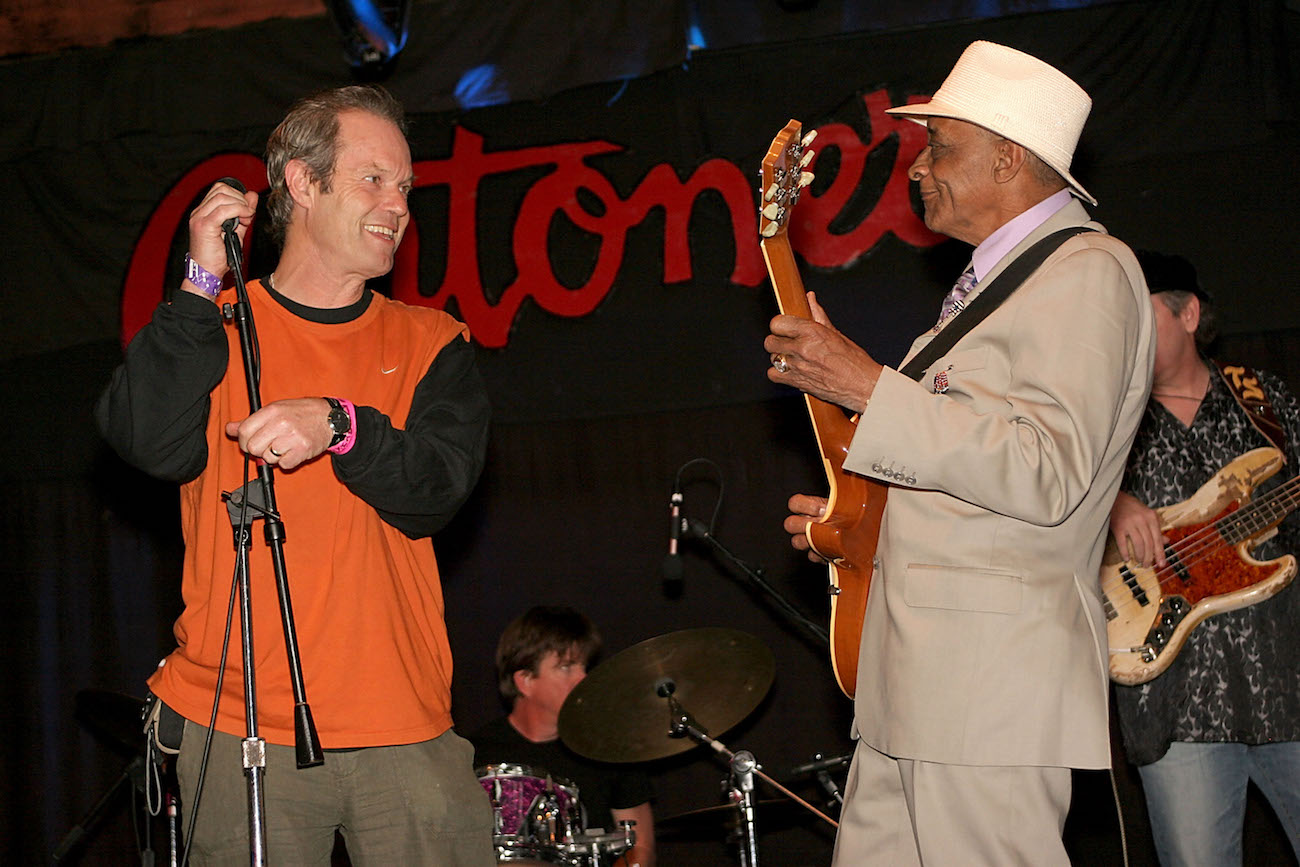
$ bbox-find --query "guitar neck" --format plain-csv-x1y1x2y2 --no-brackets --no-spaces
762,235,812,319
1218,473,1300,545
761,233,857,467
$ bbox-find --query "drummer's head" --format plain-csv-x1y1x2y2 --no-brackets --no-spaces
496,606,602,710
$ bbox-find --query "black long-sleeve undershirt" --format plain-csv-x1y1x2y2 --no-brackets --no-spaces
95,289,490,539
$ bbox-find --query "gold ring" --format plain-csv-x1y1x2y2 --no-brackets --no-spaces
771,353,790,374
269,446,284,457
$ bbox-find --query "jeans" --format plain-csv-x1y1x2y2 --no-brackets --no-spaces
1138,741,1300,867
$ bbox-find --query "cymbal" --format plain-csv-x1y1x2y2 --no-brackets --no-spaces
558,627,774,763
75,689,146,757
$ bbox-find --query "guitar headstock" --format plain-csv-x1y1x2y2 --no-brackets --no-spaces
759,119,817,240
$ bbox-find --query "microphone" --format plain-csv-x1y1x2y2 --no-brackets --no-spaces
216,176,248,236
662,489,684,597
789,753,851,777
681,517,709,540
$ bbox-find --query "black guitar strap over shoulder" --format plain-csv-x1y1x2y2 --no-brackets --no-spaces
900,227,1097,382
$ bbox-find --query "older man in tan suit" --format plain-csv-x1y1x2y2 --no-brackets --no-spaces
766,42,1155,864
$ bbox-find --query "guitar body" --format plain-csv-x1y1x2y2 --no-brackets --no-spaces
760,120,888,698
1104,447,1299,685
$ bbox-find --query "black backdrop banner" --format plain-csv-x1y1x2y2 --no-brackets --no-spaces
4,1,1300,864
3,0,1297,420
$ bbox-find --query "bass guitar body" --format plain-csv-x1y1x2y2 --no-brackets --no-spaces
1103,447,1298,685
760,119,888,698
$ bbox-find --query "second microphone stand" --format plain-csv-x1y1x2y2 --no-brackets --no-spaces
676,517,829,649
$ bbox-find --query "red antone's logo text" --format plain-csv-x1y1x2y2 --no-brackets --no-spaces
121,90,942,348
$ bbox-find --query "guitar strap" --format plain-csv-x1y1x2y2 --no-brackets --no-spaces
1215,360,1289,461
900,227,1097,382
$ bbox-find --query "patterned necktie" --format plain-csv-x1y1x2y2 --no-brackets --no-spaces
936,266,977,328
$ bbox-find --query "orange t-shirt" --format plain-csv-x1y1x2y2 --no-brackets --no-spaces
149,279,469,748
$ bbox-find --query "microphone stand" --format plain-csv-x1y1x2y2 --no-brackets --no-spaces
52,756,150,863
219,218,324,864
677,517,829,648
657,680,839,867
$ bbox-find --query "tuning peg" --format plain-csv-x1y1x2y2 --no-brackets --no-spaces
799,172,814,188
764,182,779,202
801,129,818,148
799,150,815,169
761,222,779,238
762,202,783,221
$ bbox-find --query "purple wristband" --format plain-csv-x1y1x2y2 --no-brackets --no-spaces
183,253,223,297
326,398,357,455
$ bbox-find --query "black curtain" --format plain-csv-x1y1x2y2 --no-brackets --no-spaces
5,1,1300,863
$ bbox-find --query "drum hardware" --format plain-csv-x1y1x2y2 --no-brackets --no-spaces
476,763,633,866
521,789,567,847
557,628,837,866
787,752,851,810
662,683,837,867
556,822,636,862
814,768,843,810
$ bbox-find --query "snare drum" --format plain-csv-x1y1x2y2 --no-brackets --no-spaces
477,763,582,865
556,825,636,867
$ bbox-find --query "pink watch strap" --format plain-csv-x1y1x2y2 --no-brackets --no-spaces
327,398,357,455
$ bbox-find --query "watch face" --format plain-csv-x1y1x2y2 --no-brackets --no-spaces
328,407,350,436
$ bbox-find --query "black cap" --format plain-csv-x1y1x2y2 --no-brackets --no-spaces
1134,249,1213,304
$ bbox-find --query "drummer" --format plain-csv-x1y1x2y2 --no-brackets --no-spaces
467,606,656,867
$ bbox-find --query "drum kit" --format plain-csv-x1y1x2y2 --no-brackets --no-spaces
481,627,846,867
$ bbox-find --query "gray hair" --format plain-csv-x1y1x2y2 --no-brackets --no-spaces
264,85,407,247
1157,291,1218,352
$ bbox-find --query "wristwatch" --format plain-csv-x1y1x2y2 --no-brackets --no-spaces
325,397,351,450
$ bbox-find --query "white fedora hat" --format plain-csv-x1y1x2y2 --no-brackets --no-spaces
886,41,1096,206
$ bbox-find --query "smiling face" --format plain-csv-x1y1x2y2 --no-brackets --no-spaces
907,117,1003,246
293,109,414,285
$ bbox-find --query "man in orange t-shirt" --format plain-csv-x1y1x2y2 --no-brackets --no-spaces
97,85,493,864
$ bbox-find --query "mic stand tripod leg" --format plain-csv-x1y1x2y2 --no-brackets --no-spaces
167,792,179,867
51,757,143,862
232,516,268,865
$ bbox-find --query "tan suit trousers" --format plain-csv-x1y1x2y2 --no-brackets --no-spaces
831,738,1072,866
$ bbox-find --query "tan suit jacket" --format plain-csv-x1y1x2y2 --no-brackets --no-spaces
843,199,1155,770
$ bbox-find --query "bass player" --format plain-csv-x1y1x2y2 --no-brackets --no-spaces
1110,250,1300,867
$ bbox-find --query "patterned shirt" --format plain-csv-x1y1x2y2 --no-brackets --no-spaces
1113,363,1300,766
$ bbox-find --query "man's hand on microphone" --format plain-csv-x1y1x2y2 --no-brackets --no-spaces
785,493,828,563
183,180,257,300
226,397,333,470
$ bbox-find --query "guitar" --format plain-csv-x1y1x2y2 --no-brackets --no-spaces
759,119,888,699
1102,447,1299,685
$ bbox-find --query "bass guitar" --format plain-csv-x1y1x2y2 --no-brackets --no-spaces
1103,447,1299,685
759,119,888,698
